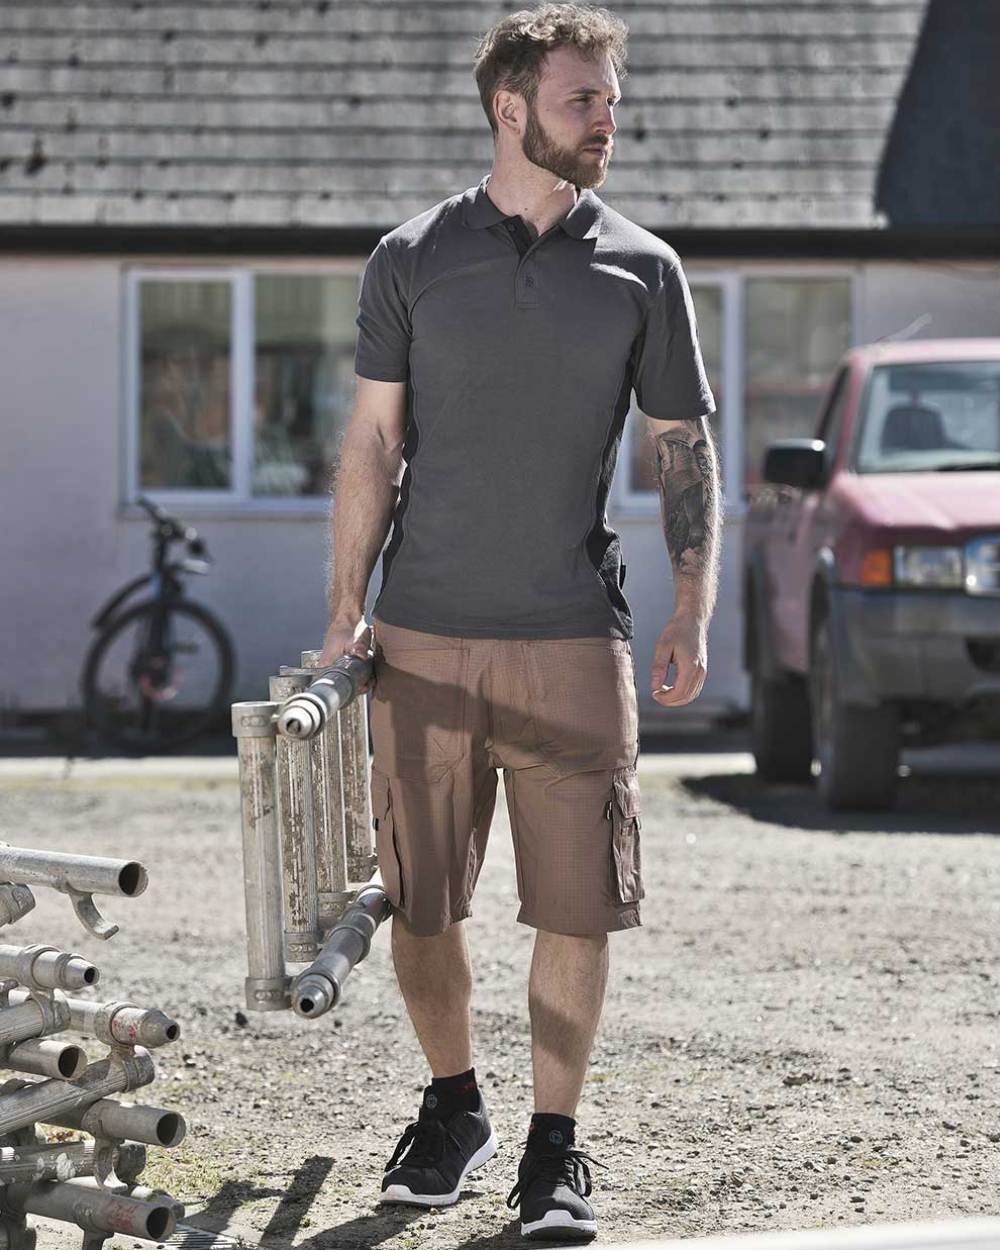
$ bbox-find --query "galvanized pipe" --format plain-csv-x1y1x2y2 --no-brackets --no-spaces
341,691,375,884
6,990,179,1049
0,945,99,993
71,1177,185,1222
0,846,148,940
270,673,321,963
232,701,289,1011
0,995,69,1048
0,1139,145,1185
3,1037,87,1081
277,652,373,740
0,1048,155,1135
291,881,391,1018
0,883,35,928
50,1098,185,1148
0,1078,183,1147
302,652,351,924
4,1176,176,1242
0,846,147,898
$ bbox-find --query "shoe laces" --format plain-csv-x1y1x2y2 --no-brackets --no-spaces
505,1146,607,1209
384,1113,462,1172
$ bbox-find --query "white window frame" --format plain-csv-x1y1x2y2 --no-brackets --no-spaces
614,263,859,520
123,261,363,516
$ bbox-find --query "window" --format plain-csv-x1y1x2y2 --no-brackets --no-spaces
854,360,1000,474
744,278,852,488
138,279,232,491
128,267,361,506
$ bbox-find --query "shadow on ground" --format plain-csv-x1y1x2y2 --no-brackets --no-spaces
681,769,1000,836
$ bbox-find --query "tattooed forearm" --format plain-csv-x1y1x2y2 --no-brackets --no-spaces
654,421,722,618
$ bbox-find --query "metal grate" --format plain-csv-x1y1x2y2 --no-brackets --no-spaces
167,1225,255,1249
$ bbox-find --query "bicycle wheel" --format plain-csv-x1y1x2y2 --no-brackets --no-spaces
81,598,235,754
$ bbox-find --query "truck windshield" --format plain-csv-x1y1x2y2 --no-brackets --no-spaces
854,360,1000,473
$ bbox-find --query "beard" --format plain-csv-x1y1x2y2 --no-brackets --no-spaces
521,99,611,190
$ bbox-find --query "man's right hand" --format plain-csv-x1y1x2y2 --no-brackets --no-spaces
318,616,375,695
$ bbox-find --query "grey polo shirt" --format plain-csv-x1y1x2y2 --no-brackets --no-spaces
354,172,716,640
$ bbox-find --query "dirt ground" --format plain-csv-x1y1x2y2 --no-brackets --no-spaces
0,741,998,1249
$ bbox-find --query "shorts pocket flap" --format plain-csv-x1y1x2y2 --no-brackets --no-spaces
612,766,641,820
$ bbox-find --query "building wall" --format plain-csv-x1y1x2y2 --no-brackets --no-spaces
2,254,999,726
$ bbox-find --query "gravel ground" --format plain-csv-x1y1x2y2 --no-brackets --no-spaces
0,743,998,1249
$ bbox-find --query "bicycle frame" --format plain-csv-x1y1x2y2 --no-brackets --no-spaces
89,537,187,631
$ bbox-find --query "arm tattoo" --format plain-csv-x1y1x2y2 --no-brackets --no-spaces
654,422,721,614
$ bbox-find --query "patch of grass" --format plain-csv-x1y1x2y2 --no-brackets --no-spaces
140,1140,229,1199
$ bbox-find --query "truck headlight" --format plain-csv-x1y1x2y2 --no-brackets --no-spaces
893,546,964,588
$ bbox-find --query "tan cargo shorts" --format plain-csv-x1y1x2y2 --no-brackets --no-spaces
367,615,644,937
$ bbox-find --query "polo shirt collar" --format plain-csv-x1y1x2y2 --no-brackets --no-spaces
462,173,602,240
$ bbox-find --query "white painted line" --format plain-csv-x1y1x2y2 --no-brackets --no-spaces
605,1215,1000,1250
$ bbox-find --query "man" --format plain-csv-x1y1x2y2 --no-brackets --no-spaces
319,3,721,1240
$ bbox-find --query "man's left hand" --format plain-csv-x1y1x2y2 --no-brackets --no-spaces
651,612,708,707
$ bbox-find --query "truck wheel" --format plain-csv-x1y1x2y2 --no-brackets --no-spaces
810,615,899,810
749,615,813,783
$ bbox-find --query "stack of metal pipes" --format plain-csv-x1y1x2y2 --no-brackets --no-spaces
232,647,392,1021
0,843,186,1249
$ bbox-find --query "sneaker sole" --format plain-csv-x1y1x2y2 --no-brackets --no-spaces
379,1127,499,1207
521,1210,597,1240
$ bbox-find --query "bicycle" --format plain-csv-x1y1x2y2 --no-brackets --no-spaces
80,496,236,754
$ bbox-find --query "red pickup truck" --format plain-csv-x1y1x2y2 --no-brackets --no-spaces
743,339,1000,810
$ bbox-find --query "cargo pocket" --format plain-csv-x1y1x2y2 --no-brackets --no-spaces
370,767,405,910
607,765,644,904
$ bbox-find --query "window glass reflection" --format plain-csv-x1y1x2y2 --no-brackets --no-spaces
253,274,359,496
139,280,232,490
744,278,851,488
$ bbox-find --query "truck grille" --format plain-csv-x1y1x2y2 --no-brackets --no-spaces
966,536,1000,595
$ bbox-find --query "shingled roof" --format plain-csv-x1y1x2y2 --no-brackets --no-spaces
0,0,973,234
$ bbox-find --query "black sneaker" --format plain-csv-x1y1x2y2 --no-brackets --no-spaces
380,1084,498,1207
506,1135,607,1240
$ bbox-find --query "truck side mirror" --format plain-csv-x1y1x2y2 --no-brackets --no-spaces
762,439,827,490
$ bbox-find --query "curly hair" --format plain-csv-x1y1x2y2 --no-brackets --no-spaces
473,3,629,139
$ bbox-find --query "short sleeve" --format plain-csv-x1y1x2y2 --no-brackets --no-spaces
632,260,716,422
354,237,411,382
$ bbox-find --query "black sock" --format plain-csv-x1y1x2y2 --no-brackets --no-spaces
528,1111,576,1151
424,1066,479,1115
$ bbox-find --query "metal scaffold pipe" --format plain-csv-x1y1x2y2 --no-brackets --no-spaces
0,1140,146,1186
231,701,289,1011
4,1177,175,1242
6,990,179,1049
70,1176,185,1221
2,1076,185,1147
276,653,373,740
0,884,35,928
291,882,391,1018
0,945,98,993
3,1037,87,1081
0,995,69,1048
0,1048,155,1136
269,672,321,962
0,846,148,940
0,849,147,900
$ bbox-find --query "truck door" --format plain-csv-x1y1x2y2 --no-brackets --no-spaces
770,367,850,671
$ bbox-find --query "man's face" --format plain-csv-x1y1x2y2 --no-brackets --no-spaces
518,46,619,190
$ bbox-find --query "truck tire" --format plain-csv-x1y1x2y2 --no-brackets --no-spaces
749,608,813,783
809,614,899,810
